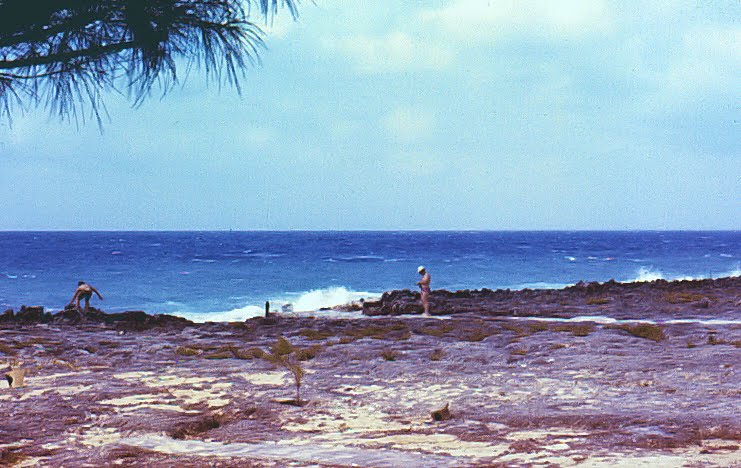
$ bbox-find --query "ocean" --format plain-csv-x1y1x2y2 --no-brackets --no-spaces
0,231,738,321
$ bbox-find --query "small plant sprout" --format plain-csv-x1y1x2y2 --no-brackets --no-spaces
261,337,306,405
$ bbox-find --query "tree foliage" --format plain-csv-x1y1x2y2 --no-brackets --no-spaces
0,0,297,125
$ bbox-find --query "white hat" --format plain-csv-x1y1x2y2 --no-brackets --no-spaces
417,265,425,273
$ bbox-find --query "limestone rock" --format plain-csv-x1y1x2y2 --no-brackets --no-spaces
431,402,451,421
5,368,25,388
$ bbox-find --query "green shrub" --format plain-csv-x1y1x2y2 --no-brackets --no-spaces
611,323,665,342
175,346,200,356
381,349,398,361
430,349,445,361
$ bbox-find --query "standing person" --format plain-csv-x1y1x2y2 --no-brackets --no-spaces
69,281,103,313
417,266,431,316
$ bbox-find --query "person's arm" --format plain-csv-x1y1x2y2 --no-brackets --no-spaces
69,289,80,304
91,287,104,300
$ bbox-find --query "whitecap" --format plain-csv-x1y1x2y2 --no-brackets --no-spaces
290,286,379,312
630,267,664,282
171,305,266,323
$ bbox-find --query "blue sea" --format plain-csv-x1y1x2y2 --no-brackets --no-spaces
0,231,738,321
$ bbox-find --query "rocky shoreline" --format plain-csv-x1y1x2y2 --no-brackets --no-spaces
1,277,739,466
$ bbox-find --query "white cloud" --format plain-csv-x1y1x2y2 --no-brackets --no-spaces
242,126,277,147
385,150,444,175
420,0,612,42
324,32,453,72
665,25,741,94
381,107,435,141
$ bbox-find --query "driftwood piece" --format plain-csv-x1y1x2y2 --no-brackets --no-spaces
431,402,451,421
5,368,25,388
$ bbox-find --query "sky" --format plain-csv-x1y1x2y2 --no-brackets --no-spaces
0,0,739,230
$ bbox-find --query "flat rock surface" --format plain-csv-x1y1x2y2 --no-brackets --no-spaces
0,278,739,467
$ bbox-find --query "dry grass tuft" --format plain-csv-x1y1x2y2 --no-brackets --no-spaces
551,323,595,337
203,351,233,359
500,322,527,336
381,349,398,361
665,292,706,304
0,342,18,356
346,324,410,340
298,329,335,341
527,322,549,333
430,348,445,361
462,329,492,342
294,344,323,361
417,323,455,337
510,347,528,356
175,346,201,357
586,297,611,305
610,323,666,342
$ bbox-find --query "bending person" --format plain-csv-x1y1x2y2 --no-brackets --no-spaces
69,281,104,313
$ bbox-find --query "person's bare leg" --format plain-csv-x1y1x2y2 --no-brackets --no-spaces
84,296,90,313
422,292,430,316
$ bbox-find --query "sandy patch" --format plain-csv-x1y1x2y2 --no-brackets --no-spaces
99,394,191,413
282,404,408,434
75,427,122,447
30,371,92,382
239,371,288,386
365,433,507,458
507,429,591,440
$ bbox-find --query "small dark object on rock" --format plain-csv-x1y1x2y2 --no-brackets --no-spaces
431,402,451,421
695,298,710,309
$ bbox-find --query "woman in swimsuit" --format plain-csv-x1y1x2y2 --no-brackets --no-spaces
417,266,431,316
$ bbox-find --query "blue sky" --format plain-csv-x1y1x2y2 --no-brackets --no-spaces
1,0,739,230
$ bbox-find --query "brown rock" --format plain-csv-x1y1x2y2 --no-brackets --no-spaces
5,368,25,388
431,402,451,421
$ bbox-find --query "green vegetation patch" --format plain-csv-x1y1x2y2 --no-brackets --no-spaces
610,323,666,342
551,323,595,337
345,323,411,341
381,349,398,361
298,329,335,341
417,323,456,337
0,342,18,356
665,292,707,304
429,349,445,361
175,346,201,357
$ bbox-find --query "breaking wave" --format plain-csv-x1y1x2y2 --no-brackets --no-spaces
628,265,740,283
291,286,378,312
170,287,380,322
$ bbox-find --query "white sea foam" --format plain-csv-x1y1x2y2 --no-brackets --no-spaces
507,316,741,325
173,305,266,323
291,287,378,312
170,287,380,322
514,282,573,290
628,265,740,283
631,267,665,282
